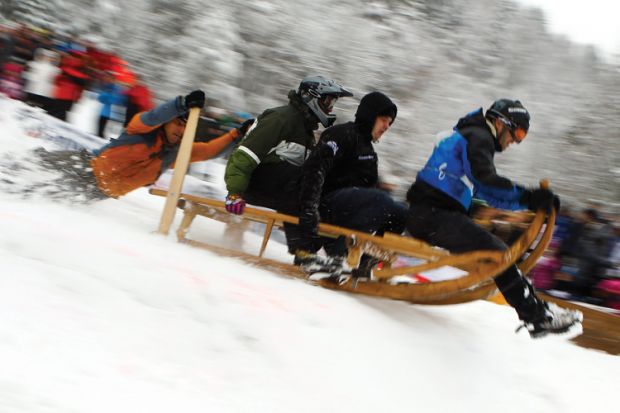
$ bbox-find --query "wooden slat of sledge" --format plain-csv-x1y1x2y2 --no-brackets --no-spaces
149,183,553,305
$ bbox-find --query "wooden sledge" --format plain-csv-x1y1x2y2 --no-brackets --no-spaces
149,181,555,305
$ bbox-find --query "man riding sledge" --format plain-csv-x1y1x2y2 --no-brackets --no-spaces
406,99,583,338
223,75,353,255
31,90,252,201
296,91,408,276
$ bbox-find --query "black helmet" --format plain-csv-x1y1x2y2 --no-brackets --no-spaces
486,99,530,134
298,75,353,127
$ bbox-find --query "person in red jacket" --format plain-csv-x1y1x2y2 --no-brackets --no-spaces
48,51,90,120
123,75,154,127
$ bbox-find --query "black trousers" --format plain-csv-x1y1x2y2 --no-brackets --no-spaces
98,116,110,138
244,162,304,254
318,187,408,256
46,99,74,121
407,203,544,321
24,93,52,110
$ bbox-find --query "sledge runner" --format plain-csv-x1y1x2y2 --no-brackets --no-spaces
406,99,582,338
223,75,353,254
296,91,407,276
28,90,252,201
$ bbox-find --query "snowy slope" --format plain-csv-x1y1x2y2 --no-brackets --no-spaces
0,97,618,413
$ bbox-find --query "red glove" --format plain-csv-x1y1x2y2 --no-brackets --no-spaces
225,194,246,215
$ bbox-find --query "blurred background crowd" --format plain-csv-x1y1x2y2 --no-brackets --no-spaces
476,202,620,311
532,205,620,310
0,22,251,141
0,23,149,130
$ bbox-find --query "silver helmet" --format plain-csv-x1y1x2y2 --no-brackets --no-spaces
298,75,353,127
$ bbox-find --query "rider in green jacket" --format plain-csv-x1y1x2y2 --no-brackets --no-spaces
224,75,352,254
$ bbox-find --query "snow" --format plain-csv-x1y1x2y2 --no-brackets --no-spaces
0,96,618,412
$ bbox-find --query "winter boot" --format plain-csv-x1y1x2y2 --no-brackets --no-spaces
517,301,583,339
294,250,344,275
495,266,583,338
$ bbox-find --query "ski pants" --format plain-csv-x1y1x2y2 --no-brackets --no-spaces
244,162,304,254
318,187,408,256
407,203,543,321
46,99,74,121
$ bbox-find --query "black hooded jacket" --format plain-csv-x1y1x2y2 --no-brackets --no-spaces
299,92,397,228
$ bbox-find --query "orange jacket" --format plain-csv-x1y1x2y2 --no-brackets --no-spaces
91,97,238,198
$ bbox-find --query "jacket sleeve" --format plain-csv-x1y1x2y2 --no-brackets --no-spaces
187,129,239,163
473,185,527,210
466,133,527,210
223,112,285,195
126,96,185,134
298,128,345,224
224,150,257,195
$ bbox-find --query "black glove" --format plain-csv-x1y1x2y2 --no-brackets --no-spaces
183,90,205,109
237,118,255,138
521,188,558,212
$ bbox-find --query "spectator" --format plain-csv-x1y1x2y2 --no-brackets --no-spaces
96,72,128,138
10,25,36,65
0,61,24,100
572,209,615,300
531,240,562,291
49,50,90,120
22,48,60,110
0,25,16,68
123,74,154,126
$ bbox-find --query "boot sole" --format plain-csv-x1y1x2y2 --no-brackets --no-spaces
529,321,583,340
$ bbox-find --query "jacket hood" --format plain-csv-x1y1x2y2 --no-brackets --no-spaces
455,108,487,130
354,91,397,136
455,108,502,152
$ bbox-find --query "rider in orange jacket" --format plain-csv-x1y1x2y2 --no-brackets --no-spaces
30,90,253,202
91,90,244,198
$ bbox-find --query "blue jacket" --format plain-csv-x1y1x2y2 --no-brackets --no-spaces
98,82,128,121
408,109,527,213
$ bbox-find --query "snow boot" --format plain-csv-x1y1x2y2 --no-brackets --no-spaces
294,250,344,275
516,301,583,339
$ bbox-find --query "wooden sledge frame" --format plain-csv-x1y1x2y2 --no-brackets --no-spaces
149,181,555,305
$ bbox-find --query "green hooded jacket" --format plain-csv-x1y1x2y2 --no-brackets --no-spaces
224,90,319,195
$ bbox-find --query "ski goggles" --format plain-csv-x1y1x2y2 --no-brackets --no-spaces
497,116,527,143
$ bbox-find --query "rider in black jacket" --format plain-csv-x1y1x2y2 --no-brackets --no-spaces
296,92,407,273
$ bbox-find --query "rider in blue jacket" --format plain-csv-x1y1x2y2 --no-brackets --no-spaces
407,99,583,338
